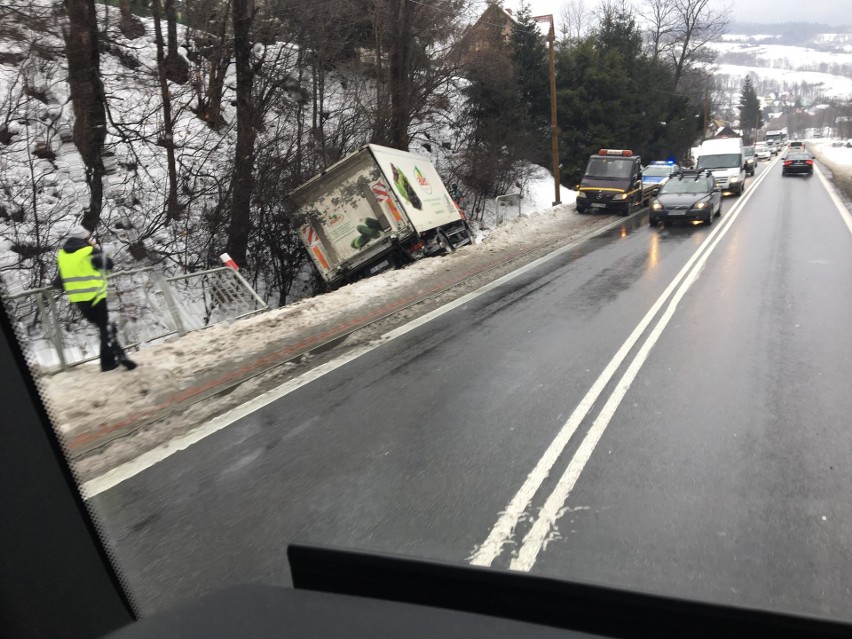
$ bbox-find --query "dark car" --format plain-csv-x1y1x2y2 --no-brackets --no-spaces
781,152,814,176
742,146,756,175
649,170,722,226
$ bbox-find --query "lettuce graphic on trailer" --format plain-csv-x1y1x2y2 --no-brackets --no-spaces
391,164,422,210
351,217,383,249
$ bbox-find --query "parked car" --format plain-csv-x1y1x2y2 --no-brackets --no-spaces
742,146,756,175
781,152,814,176
641,161,680,195
649,169,722,226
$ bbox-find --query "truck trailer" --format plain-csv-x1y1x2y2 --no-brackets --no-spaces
290,144,471,288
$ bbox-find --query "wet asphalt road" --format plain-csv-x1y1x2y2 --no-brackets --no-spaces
91,159,852,620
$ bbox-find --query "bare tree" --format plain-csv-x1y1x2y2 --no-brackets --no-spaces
185,0,232,129
559,0,590,43
638,0,677,61
373,0,465,148
163,0,190,83
61,0,108,230
150,0,181,223
667,0,730,89
224,0,257,267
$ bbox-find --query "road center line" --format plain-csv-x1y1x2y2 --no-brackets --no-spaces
510,178,755,571
470,164,775,568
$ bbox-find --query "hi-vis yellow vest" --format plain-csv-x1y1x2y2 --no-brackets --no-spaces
57,246,107,304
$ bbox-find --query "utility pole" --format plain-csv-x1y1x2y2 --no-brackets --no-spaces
534,14,560,206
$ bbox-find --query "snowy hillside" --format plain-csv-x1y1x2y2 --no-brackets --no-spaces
708,32,852,104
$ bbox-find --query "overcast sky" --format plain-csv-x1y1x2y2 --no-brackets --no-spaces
505,0,852,29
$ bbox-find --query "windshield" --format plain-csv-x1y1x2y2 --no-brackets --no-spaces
585,157,634,179
5,0,852,631
659,178,711,194
743,146,754,155
643,166,673,177
696,154,741,169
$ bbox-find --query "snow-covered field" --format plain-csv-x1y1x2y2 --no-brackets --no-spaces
710,40,852,69
713,64,852,100
812,141,852,167
707,33,852,103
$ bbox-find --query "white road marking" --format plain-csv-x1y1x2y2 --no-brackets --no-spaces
814,164,852,238
510,180,754,570
82,215,633,499
471,164,776,568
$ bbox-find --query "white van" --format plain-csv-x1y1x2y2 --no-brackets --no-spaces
695,137,746,195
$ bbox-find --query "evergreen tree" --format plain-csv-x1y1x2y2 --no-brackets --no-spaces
554,6,704,187
510,2,551,137
739,76,763,142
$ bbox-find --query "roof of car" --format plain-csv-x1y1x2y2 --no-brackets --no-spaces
671,169,713,179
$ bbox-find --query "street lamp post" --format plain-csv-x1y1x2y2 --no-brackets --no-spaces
534,14,560,206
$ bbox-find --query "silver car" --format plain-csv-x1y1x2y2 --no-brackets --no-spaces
754,143,771,161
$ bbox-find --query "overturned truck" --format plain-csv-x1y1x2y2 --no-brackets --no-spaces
290,144,471,289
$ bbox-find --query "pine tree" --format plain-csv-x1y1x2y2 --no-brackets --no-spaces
739,76,763,143
511,2,550,132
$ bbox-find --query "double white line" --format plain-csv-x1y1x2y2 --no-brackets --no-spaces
470,163,777,571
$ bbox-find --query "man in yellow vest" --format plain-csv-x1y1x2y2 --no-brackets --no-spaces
55,225,136,371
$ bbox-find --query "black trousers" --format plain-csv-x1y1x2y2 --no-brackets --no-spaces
75,299,116,371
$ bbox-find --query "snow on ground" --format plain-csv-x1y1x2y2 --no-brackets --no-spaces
709,41,852,69
712,64,852,99
811,141,852,167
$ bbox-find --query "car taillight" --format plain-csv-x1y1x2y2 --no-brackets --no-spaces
783,161,792,166
806,160,813,165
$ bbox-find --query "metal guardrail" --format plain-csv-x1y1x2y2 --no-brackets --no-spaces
3,266,268,373
495,193,522,226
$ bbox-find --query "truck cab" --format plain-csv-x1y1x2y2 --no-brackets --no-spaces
576,149,650,216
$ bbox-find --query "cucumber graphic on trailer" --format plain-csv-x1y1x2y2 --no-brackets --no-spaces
391,164,422,210
351,217,383,249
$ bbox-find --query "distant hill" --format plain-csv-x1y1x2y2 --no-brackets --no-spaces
729,23,852,47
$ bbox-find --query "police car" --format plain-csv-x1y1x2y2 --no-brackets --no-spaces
641,161,680,196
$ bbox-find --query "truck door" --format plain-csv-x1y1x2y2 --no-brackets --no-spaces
366,179,410,234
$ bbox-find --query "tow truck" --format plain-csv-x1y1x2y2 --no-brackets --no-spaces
575,149,655,216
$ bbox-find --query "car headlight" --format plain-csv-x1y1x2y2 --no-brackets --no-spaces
612,193,628,201
693,201,708,209
577,191,587,199
730,176,741,182
651,200,663,211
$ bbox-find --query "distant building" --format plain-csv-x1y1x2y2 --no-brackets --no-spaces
715,125,740,138
454,3,517,70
